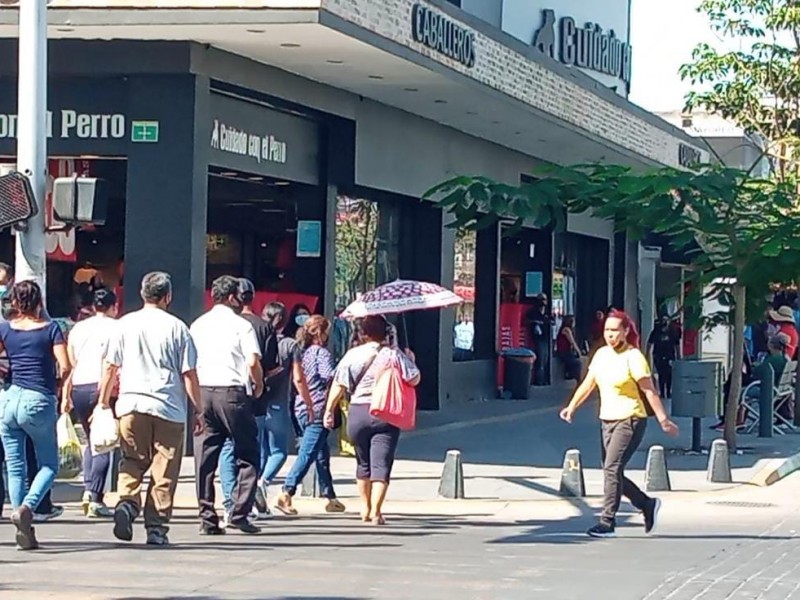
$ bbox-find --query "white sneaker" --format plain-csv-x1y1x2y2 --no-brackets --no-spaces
87,502,114,519
254,505,273,520
81,491,92,516
220,508,232,529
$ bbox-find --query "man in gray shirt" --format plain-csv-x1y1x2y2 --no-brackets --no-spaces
98,271,202,547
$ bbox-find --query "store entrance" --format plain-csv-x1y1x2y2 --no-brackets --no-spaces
206,166,326,315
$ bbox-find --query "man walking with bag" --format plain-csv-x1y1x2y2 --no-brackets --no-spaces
98,272,203,547
191,276,263,535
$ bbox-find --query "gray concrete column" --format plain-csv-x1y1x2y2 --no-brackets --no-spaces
123,74,209,323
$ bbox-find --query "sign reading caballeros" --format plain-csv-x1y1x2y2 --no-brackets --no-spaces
411,3,476,69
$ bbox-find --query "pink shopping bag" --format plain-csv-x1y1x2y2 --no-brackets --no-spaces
370,365,417,431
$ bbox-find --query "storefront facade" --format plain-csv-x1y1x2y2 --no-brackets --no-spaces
0,0,704,410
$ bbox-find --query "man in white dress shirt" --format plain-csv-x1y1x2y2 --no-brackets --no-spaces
191,275,263,535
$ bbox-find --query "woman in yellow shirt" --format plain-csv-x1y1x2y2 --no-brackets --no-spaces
560,310,679,538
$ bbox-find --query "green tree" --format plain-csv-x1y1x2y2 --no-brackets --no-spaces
425,0,800,448
334,196,379,307
426,163,800,449
680,0,800,179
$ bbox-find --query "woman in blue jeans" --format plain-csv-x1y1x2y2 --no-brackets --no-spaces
219,302,295,521
275,315,345,515
0,281,70,550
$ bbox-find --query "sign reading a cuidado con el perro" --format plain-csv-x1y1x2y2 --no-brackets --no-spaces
411,3,476,69
208,93,320,185
210,120,287,165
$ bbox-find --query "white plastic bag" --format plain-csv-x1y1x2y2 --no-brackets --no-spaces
90,405,119,455
56,413,82,479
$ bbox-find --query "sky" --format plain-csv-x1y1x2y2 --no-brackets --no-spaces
629,0,720,113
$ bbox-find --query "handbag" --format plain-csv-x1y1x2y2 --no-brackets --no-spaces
90,404,120,455
328,349,379,430
370,359,417,430
626,352,655,418
56,414,83,479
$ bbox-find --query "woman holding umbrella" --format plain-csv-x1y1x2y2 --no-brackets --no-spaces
325,279,460,523
324,315,420,524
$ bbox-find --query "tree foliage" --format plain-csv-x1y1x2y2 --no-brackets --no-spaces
424,0,800,448
425,163,800,447
427,164,800,310
680,0,800,179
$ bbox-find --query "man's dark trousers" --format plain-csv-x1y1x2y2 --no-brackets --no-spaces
195,386,259,528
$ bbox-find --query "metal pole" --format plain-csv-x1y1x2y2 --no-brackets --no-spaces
759,363,774,438
691,417,702,453
15,0,48,302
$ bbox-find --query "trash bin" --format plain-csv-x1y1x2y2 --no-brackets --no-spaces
502,348,536,399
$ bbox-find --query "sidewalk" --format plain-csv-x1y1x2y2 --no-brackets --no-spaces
49,382,800,514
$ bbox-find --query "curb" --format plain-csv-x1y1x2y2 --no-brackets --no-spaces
749,451,800,486
403,403,558,439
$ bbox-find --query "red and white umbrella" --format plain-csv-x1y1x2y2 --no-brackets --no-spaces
341,279,464,319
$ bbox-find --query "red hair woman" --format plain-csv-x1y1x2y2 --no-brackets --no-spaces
560,310,678,539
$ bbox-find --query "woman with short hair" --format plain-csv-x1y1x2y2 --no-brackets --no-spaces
63,287,118,519
325,315,421,525
0,281,71,550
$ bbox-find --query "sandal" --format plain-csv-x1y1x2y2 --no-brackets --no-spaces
372,515,386,526
274,493,298,516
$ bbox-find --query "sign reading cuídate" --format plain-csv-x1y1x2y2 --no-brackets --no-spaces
532,8,632,92
411,3,476,69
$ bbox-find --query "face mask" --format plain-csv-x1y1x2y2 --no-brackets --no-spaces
295,314,309,327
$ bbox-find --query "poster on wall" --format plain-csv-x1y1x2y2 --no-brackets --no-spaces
525,271,543,297
296,220,322,258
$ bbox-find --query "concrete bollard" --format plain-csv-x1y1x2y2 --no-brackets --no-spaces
707,439,733,483
300,463,320,497
438,449,465,499
645,445,672,492
559,448,586,497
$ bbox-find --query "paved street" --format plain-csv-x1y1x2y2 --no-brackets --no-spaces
4,388,800,600
2,475,800,599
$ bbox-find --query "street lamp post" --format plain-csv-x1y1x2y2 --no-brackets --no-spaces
14,0,48,301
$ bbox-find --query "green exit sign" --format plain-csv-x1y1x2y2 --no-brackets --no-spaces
131,121,159,143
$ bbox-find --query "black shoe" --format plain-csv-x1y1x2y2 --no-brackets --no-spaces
643,498,662,535
587,522,616,538
146,530,170,546
254,483,268,515
113,504,134,542
199,524,226,536
227,519,261,534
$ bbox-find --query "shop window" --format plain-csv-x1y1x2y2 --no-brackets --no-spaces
334,194,400,309
453,227,477,361
552,232,577,336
